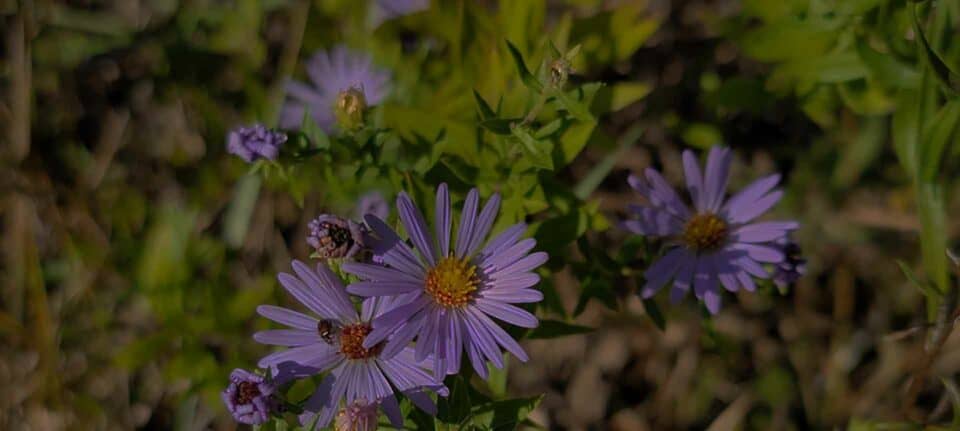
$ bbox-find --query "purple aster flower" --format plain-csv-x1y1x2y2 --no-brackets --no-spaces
355,191,390,221
308,215,367,260
625,146,799,314
280,46,390,131
226,124,287,163
222,368,278,425
372,0,429,26
255,260,446,429
341,184,548,379
772,238,805,288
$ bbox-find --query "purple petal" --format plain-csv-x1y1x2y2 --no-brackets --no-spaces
480,288,543,303
348,281,422,297
495,252,548,277
488,272,540,290
277,272,338,319
398,192,439,266
480,223,527,258
731,243,784,263
736,271,757,291
732,221,799,243
474,299,539,328
258,343,336,368
342,262,423,283
721,173,780,219
465,193,501,257
379,348,438,390
436,183,452,257
735,256,770,279
726,190,784,224
467,308,529,362
643,168,692,219
404,390,438,416
253,329,319,346
382,395,404,429
293,261,356,321
366,295,430,347
455,189,480,258
379,308,428,359
623,207,684,236
481,238,537,271
704,146,733,212
682,150,706,211
257,305,317,330
298,375,336,426
446,313,463,372
461,309,506,368
364,215,427,276
641,248,689,298
670,255,698,302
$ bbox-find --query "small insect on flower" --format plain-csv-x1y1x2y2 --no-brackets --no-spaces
307,215,367,260
226,124,287,163
280,46,390,132
624,146,799,314
255,260,447,429
342,183,548,379
222,369,278,425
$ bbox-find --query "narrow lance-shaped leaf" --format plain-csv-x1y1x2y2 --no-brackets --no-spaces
911,3,959,96
506,40,543,92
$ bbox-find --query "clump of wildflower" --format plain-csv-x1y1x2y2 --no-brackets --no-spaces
255,261,447,428
342,183,547,378
222,369,278,425
307,215,366,260
624,146,799,314
226,124,287,163
355,191,390,220
772,238,805,288
335,399,379,431
280,46,390,132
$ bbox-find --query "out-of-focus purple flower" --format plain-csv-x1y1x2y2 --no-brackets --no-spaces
255,261,447,429
372,0,429,26
624,146,799,314
222,369,278,425
226,124,287,163
307,215,367,260
280,46,390,131
355,192,390,221
772,238,805,288
335,399,379,431
342,184,547,379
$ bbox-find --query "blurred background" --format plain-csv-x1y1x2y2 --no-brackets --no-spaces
3,0,960,430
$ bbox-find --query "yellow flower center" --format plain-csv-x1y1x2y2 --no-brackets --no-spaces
682,213,728,251
338,323,382,360
425,256,480,308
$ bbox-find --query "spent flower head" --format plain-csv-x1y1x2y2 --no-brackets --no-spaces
281,46,390,132
624,146,798,314
222,369,278,425
308,215,367,260
342,183,547,378
226,124,287,163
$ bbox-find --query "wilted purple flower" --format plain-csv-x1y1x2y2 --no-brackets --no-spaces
372,0,429,26
342,184,547,379
222,369,278,425
772,238,805,288
335,399,379,431
255,261,446,428
308,215,366,260
226,124,287,163
355,192,390,221
625,146,798,314
280,46,390,131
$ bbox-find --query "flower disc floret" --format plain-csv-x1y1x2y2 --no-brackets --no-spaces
425,256,480,307
682,213,728,251
338,323,383,360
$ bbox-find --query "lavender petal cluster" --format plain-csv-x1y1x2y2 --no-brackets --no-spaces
226,124,287,163
221,369,278,425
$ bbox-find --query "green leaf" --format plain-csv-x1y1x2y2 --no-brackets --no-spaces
551,87,594,123
222,174,261,249
467,395,543,430
642,297,666,331
911,3,959,95
897,260,942,299
481,118,519,135
855,40,920,88
438,376,472,424
892,89,921,176
831,116,885,188
473,90,497,120
526,319,594,339
609,82,652,111
511,125,554,170
917,182,949,299
506,40,543,92
918,99,960,181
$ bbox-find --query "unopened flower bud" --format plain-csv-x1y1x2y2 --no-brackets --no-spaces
335,399,378,431
335,86,367,130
